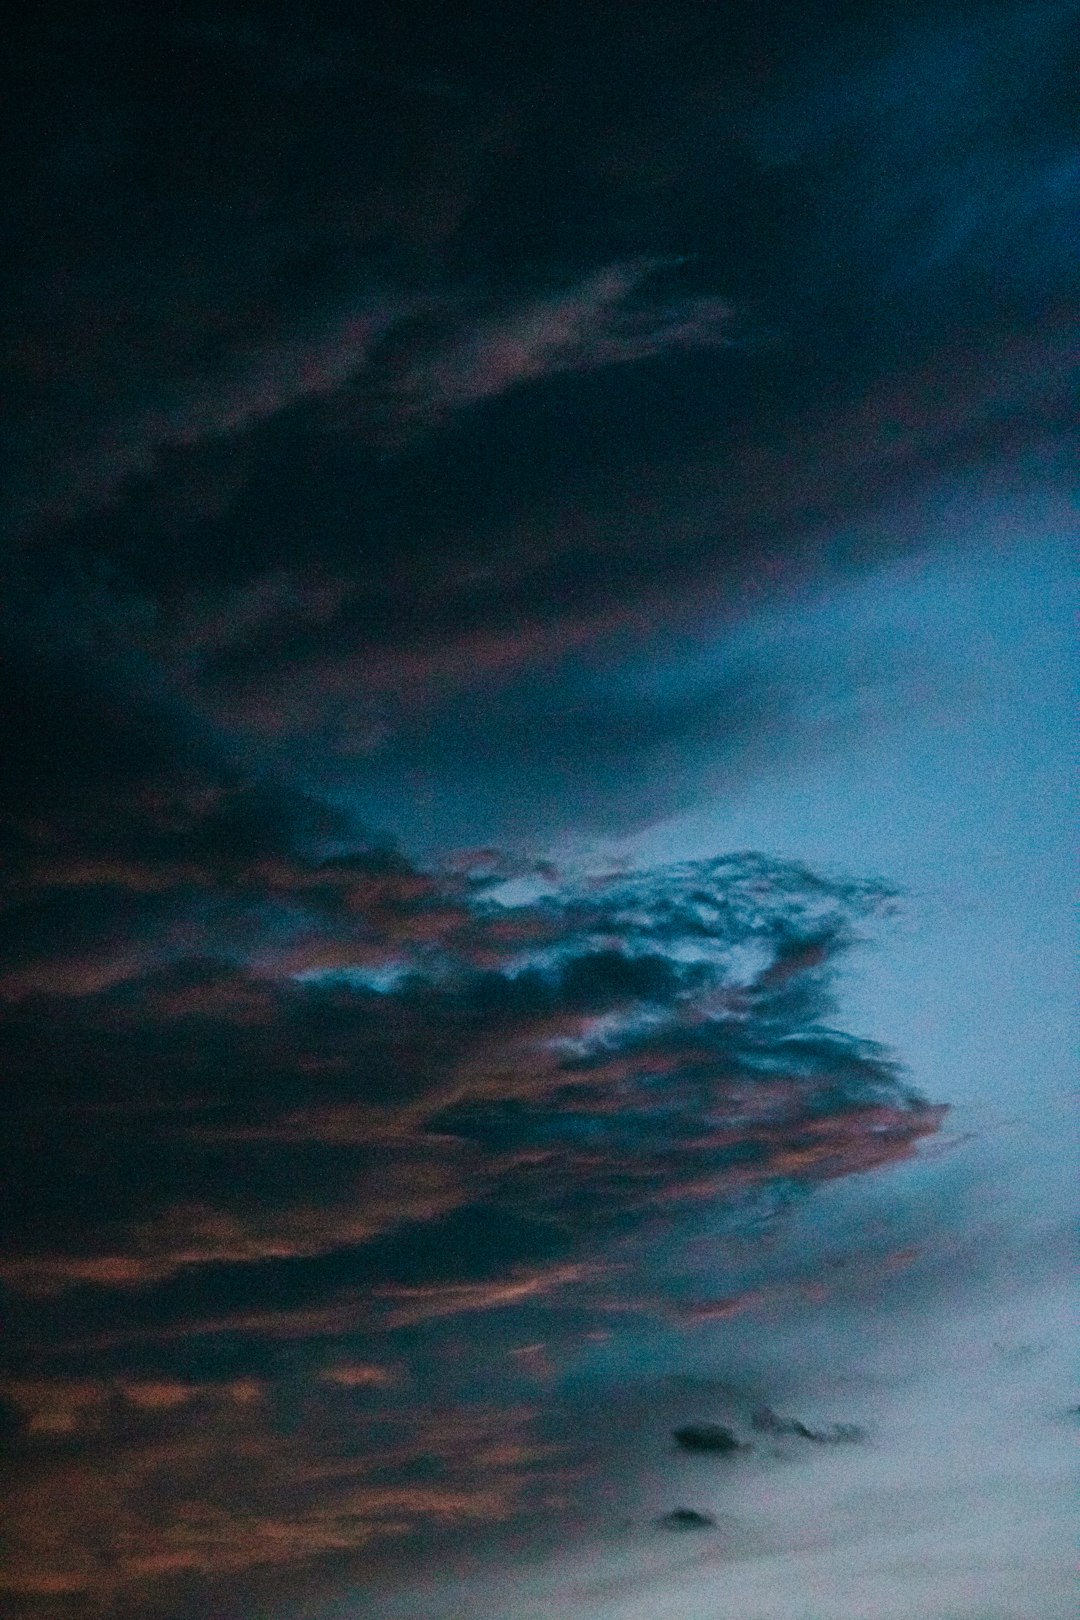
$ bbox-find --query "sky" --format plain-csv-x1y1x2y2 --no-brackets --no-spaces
2,4,1077,1618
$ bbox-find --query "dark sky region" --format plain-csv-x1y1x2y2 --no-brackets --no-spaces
1,4,1076,1617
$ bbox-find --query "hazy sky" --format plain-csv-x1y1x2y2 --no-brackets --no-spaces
3,4,1076,1618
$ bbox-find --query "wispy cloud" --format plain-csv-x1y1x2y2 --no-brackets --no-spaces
374,262,732,438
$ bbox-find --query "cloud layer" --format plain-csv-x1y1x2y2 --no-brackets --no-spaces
4,3,1074,1615
0,732,942,1611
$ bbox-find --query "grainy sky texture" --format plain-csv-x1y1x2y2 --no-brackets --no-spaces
2,4,1077,1618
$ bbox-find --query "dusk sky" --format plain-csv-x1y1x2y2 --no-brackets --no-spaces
2,5,1077,1618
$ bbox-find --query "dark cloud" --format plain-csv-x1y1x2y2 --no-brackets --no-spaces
5,3,1075,707
750,1406,864,1443
2,3,1073,960
0,736,941,1610
657,1507,716,1530
0,507,943,1614
672,1423,745,1454
4,3,1071,1614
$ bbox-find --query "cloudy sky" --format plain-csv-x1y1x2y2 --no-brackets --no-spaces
2,4,1076,1617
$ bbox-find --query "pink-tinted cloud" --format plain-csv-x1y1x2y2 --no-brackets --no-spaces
383,262,732,434
375,1261,603,1329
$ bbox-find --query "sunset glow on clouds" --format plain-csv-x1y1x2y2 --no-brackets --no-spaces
3,3,1076,1616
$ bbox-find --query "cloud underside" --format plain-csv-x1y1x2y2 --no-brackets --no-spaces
1,814,941,1609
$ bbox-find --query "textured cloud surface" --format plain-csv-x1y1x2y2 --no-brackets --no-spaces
1,764,943,1611
3,1,1075,1615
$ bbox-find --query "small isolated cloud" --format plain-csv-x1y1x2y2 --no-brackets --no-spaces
657,1507,716,1531
672,1423,746,1454
750,1406,864,1444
